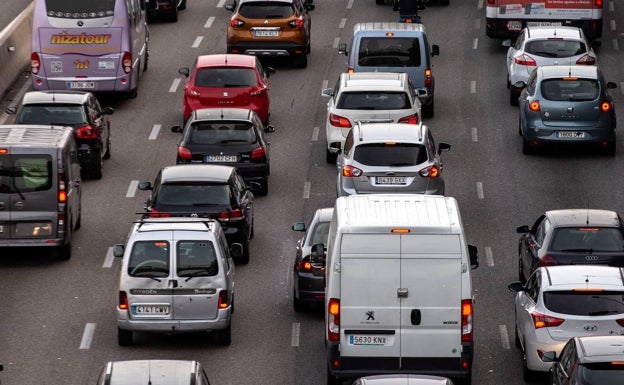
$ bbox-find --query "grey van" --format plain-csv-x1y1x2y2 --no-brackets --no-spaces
0,125,82,260
339,22,439,117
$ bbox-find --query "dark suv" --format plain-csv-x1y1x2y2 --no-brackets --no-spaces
8,91,112,179
146,0,186,22
139,164,255,264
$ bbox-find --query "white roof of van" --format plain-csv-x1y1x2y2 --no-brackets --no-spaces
334,194,462,233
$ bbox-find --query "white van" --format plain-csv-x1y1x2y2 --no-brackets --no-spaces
323,194,478,385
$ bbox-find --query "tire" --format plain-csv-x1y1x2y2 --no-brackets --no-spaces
522,139,534,155
257,177,269,196
142,50,148,72
509,88,519,106
293,289,306,312
215,324,232,346
90,156,103,180
179,0,187,10
326,148,337,164
605,141,616,156
327,367,342,385
57,242,72,260
515,323,521,349
237,241,250,264
75,208,82,231
422,99,434,118
376,0,385,4
103,136,111,160
296,53,308,69
118,328,133,346
170,8,178,22
522,352,538,382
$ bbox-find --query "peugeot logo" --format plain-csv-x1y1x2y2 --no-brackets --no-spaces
366,311,374,321
584,325,598,331
586,255,599,261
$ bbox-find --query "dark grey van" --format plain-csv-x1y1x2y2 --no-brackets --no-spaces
339,22,439,117
0,125,82,259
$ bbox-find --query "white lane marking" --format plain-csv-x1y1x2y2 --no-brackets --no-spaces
609,1,614,12
291,322,301,347
303,181,311,199
475,18,480,30
169,78,181,93
346,0,354,9
0,78,33,124
205,16,215,28
485,246,494,267
312,126,319,142
216,0,227,7
611,19,616,32
613,39,619,51
620,83,624,96
126,180,139,198
103,247,115,268
476,182,484,200
339,18,347,29
192,36,204,48
471,127,478,142
499,325,510,350
79,323,96,349
470,80,477,94
149,124,161,140
322,79,328,90
472,38,478,50
333,37,340,49
477,0,484,10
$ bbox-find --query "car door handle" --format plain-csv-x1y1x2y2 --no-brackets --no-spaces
411,309,421,325
168,280,178,288
397,288,408,298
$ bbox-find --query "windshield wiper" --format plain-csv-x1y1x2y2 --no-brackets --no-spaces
558,248,594,253
388,163,413,167
182,269,214,281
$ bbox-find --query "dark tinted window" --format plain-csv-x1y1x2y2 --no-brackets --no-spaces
16,105,86,125
337,92,411,110
550,227,624,252
541,79,599,101
157,183,231,206
128,241,170,277
579,363,624,385
353,143,427,166
238,2,294,18
176,240,218,277
525,39,587,58
45,0,115,18
311,221,330,247
358,37,421,67
543,291,624,316
195,68,257,87
0,155,53,193
189,122,255,145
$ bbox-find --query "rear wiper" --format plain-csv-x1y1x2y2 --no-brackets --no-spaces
10,167,25,200
219,139,248,143
182,269,214,281
263,14,285,18
588,310,620,316
133,272,162,282
388,163,413,167
191,203,221,206
558,248,593,252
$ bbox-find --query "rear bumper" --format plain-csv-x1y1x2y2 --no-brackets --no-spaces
117,308,231,332
227,41,307,58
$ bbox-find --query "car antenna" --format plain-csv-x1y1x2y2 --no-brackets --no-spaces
586,201,590,226
220,109,224,119
148,360,152,385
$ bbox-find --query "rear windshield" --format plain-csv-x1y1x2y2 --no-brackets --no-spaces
543,291,624,316
0,155,53,194
156,183,231,206
176,240,218,277
128,241,170,278
238,2,294,18
337,92,411,110
550,227,624,252
16,105,86,126
45,0,115,18
358,37,421,67
525,39,587,58
541,79,599,101
579,363,624,385
353,143,427,166
194,68,257,87
189,122,255,145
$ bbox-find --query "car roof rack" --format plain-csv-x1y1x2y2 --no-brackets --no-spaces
132,214,217,231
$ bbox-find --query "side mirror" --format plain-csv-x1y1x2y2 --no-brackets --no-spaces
513,81,527,90
225,3,235,12
310,243,326,265
468,244,479,269
139,0,146,11
591,40,602,49
138,181,152,191
6,107,16,115
516,225,530,234
292,222,306,232
265,124,275,133
437,142,451,155
607,82,618,89
338,43,348,55
178,67,190,77
102,106,114,115
230,243,244,259
306,4,315,11
321,88,333,98
431,44,440,57
501,39,512,48
171,125,183,133
266,67,276,77
112,244,125,258
508,281,525,293
541,351,556,363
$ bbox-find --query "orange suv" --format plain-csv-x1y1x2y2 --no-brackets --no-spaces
225,0,314,68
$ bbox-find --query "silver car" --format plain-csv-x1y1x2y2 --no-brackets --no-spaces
336,122,450,196
508,265,624,381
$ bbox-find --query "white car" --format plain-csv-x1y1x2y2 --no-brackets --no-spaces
503,26,597,105
508,265,624,381
321,72,422,163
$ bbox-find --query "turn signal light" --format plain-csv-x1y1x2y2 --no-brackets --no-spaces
342,165,362,178
529,100,540,111
531,311,564,329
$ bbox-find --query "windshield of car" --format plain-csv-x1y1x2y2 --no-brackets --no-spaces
16,105,86,125
194,68,257,88
128,241,170,278
525,39,587,58
156,183,231,206
189,122,255,145
337,92,411,110
358,37,421,67
176,240,218,277
541,79,599,101
550,227,624,252
543,291,624,316
579,363,624,385
353,143,427,166
238,2,294,18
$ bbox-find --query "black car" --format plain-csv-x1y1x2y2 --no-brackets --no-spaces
8,90,112,179
146,0,186,22
138,164,255,264
517,209,624,282
172,108,274,196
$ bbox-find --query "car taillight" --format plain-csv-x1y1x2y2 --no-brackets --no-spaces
218,290,229,309
515,54,537,67
219,208,244,222
531,311,564,329
58,177,67,203
487,0,495,4
329,113,351,128
616,318,624,327
118,291,128,310
398,114,419,124
328,298,340,341
419,165,440,178
424,68,432,87
74,124,97,139
529,100,540,112
289,16,304,29
177,146,192,161
595,0,602,6
576,54,596,65
31,52,41,74
251,146,266,160
122,51,132,74
342,165,362,178
299,257,312,271
230,18,244,28
461,299,473,343
539,254,557,266
601,102,612,112
148,208,170,218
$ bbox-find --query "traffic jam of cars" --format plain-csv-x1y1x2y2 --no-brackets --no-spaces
1,0,624,385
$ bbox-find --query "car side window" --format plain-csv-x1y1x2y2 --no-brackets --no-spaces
251,114,265,142
514,30,525,50
343,129,354,155
426,131,436,159
218,234,231,271
199,368,211,385
526,70,538,95
255,58,267,81
232,173,247,200
128,241,170,278
526,270,540,302
333,77,341,102
535,217,550,246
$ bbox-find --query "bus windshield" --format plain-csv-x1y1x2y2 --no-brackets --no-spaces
45,0,115,18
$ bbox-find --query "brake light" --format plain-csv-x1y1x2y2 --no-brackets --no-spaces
529,100,540,112
342,165,362,177
328,298,340,341
74,124,97,139
329,113,351,128
424,68,432,87
398,114,419,124
576,54,597,65
118,291,128,310
122,51,132,74
539,254,557,266
230,18,244,28
461,299,473,342
219,208,244,222
595,0,602,6
31,52,41,74
148,208,170,218
419,165,440,178
531,311,564,329
487,0,495,4
515,54,537,67
176,146,192,161
289,16,305,29
601,102,612,112
616,318,624,327
218,290,229,309
250,146,266,159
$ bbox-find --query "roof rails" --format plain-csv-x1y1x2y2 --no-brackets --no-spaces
132,214,217,231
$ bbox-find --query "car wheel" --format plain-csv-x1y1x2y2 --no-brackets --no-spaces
605,141,616,156
326,148,337,164
327,367,342,385
258,177,269,196
103,136,111,160
118,328,133,346
143,45,149,72
90,156,103,180
215,324,232,346
296,53,308,69
376,0,384,4
179,0,186,10
75,208,82,231
237,241,250,264
293,288,306,312
170,8,178,22
422,99,434,118
509,88,519,106
522,139,534,155
57,242,72,260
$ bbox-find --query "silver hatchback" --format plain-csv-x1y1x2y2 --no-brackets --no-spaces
336,122,450,196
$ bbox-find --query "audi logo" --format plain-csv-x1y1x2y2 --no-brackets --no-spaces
585,256,599,261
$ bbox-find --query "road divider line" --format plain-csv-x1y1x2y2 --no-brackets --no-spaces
322,79,328,90
291,322,300,347
303,182,311,199
205,16,215,28
470,80,476,94
192,36,204,48
472,38,478,50
613,39,619,51
312,126,319,142
476,182,484,199
346,0,354,9
609,1,614,12
149,124,161,140
611,19,616,32
216,0,226,8
79,323,96,349
339,18,346,29
126,180,139,198
499,325,510,350
333,37,340,49
169,78,181,93
103,247,114,268
477,0,484,10
471,127,478,142
485,246,494,267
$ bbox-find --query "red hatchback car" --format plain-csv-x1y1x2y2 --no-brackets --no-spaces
178,54,274,124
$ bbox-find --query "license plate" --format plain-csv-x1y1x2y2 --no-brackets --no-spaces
132,305,170,315
527,21,562,27
557,131,585,139
376,176,407,185
67,81,95,89
206,155,237,162
51,61,62,73
253,30,279,37
349,335,388,346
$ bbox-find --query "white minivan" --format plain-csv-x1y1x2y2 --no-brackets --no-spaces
323,194,478,385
